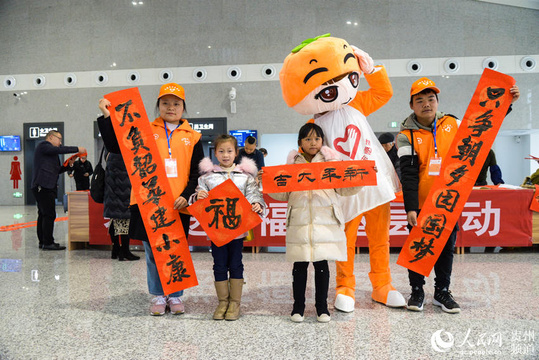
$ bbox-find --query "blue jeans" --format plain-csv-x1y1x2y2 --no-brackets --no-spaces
211,238,244,281
143,241,183,298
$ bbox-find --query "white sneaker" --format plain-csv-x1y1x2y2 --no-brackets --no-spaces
316,313,331,323
334,294,355,312
150,296,167,316
290,313,304,323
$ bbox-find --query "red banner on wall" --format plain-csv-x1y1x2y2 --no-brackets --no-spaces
186,190,533,248
262,160,376,193
188,179,262,247
105,88,198,295
397,69,515,277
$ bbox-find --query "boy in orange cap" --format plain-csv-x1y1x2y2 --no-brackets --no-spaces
280,34,405,311
396,77,519,313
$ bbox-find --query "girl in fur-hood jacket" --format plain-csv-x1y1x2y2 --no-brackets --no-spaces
191,134,265,322
268,123,361,324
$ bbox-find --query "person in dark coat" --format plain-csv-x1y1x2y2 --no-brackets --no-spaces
475,149,504,186
235,136,265,171
378,132,401,181
68,155,93,190
32,130,85,250
103,150,139,261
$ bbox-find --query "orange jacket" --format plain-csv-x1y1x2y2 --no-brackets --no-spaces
396,112,460,211
129,117,201,206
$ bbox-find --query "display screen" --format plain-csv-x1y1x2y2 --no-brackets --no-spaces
0,136,21,152
229,130,258,147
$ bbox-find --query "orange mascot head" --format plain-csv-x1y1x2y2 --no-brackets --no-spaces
279,34,362,115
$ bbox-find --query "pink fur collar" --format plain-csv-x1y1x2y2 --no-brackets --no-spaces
198,157,258,177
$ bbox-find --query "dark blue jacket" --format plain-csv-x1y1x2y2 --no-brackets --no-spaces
235,148,265,171
31,140,79,190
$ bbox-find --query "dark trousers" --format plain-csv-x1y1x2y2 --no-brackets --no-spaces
75,179,90,191
292,260,330,316
33,187,57,246
408,225,458,290
211,238,244,281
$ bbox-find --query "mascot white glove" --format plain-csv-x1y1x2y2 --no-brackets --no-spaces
351,45,374,75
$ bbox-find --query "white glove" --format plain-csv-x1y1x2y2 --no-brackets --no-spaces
351,45,374,75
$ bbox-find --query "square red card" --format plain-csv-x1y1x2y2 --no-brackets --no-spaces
187,179,262,247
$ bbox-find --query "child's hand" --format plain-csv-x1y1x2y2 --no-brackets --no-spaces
252,203,263,214
257,169,263,183
197,190,209,200
510,85,520,103
98,98,111,117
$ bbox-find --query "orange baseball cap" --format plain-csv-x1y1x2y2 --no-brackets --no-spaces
158,83,185,100
410,77,440,97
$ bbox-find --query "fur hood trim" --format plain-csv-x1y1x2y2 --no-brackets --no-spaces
286,149,299,165
320,146,341,161
286,146,340,164
198,157,258,177
235,157,258,177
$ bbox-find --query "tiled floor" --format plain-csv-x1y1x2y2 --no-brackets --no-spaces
0,206,537,360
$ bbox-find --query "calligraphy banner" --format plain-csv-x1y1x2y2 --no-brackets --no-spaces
105,88,198,295
261,160,376,194
530,185,539,213
397,69,515,276
188,179,262,247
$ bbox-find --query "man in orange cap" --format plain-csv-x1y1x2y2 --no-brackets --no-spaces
396,77,519,313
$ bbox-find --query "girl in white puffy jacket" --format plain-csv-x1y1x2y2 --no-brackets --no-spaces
193,134,265,321
269,123,360,323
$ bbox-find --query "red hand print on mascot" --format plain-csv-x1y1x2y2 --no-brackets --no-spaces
333,125,361,159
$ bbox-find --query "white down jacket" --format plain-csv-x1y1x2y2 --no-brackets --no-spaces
269,146,361,262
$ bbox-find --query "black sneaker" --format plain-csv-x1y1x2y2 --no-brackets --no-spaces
406,287,425,311
433,288,461,314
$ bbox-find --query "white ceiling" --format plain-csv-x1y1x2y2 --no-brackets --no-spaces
475,0,539,10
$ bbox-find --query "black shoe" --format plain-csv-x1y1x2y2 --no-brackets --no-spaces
42,243,66,251
111,245,120,259
433,288,461,314
406,287,425,311
119,251,140,261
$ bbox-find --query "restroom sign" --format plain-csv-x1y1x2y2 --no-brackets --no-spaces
29,126,58,138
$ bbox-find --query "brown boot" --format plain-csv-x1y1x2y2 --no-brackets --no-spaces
225,278,244,321
213,280,229,320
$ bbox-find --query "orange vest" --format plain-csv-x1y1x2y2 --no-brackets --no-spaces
130,117,201,206
400,115,459,208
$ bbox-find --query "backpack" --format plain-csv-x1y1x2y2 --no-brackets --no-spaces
90,146,106,203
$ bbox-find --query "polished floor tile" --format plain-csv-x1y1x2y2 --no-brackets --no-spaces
0,206,537,359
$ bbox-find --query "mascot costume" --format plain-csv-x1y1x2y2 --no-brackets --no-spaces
279,34,405,311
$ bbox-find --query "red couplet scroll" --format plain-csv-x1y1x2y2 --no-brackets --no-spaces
530,185,539,213
261,160,376,194
187,179,262,247
105,88,198,295
397,69,515,277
